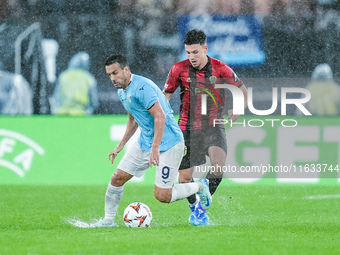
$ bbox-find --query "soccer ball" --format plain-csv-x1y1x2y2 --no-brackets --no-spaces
123,202,152,228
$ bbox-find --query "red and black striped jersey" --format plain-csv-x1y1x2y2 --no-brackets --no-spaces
164,56,243,131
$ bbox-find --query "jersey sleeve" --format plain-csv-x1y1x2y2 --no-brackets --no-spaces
163,64,180,93
220,63,244,87
137,82,159,110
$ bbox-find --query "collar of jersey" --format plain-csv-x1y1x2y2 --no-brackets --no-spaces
190,56,211,72
124,74,134,92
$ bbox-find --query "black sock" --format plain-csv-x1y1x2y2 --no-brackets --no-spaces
187,194,197,205
206,172,222,195
186,179,197,205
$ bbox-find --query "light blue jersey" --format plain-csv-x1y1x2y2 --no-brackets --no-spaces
117,74,183,152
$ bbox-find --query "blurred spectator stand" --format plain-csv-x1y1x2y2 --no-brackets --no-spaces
51,51,99,115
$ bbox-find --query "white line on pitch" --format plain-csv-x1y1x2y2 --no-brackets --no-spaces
305,194,340,200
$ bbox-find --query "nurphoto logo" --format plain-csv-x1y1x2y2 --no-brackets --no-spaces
198,84,311,127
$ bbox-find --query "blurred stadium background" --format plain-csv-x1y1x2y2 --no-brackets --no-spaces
1,0,340,114
1,2,339,254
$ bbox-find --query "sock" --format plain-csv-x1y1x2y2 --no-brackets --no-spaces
187,194,197,205
185,179,197,205
170,182,200,203
206,172,222,195
104,183,124,223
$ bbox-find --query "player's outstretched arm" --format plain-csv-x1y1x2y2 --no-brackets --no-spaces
108,113,138,164
147,101,166,167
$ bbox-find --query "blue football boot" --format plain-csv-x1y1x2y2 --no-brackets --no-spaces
189,202,209,226
197,178,212,211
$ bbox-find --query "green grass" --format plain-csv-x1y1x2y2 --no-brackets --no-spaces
0,183,339,255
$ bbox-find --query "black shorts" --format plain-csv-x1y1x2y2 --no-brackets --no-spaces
179,126,228,170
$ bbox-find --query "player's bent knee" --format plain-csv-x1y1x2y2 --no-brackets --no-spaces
110,169,130,187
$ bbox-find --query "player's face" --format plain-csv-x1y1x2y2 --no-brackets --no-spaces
106,62,130,89
185,44,208,70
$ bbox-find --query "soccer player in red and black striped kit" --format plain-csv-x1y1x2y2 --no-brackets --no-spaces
163,29,248,226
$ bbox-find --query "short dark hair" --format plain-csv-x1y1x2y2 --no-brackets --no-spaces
184,29,207,46
105,54,129,68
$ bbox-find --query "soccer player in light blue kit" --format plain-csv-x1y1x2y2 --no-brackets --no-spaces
95,54,212,227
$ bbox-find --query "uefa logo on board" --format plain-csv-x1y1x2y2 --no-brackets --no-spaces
0,129,45,178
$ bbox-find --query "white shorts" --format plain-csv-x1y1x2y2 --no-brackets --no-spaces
117,139,184,189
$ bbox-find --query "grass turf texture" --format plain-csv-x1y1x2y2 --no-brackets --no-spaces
0,182,339,255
